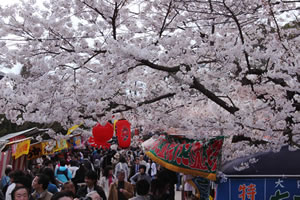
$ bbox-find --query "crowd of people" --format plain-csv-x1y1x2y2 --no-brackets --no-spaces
0,146,191,200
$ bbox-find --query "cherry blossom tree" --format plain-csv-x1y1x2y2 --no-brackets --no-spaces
0,0,299,161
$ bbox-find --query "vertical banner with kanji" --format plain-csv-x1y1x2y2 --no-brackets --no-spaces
14,139,31,159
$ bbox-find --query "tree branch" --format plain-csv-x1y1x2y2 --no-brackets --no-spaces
191,77,239,115
138,59,180,73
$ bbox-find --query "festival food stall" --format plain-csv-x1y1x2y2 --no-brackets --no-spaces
0,127,84,175
0,127,45,175
216,146,300,200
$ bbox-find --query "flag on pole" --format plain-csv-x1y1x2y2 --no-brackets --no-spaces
67,123,83,135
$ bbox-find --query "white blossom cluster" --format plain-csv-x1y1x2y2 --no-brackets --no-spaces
0,0,299,161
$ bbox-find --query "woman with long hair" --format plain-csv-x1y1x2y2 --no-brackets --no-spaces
99,166,115,198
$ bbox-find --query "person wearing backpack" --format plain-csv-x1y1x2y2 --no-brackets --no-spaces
55,160,72,185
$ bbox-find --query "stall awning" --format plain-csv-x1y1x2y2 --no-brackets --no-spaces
0,128,36,141
221,145,300,177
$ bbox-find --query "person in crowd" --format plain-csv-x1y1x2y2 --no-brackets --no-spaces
0,190,4,200
5,170,26,200
43,160,55,171
176,173,181,191
42,168,58,194
82,156,94,172
130,165,151,185
68,161,79,179
0,166,12,191
31,174,53,200
61,181,76,197
127,152,134,163
55,160,72,185
183,175,193,200
11,186,30,200
156,169,177,200
69,154,80,167
111,153,119,170
50,191,74,200
114,156,129,182
146,160,157,179
86,191,102,200
138,155,147,167
99,166,115,198
8,174,32,200
14,175,32,194
145,160,151,177
93,158,101,180
108,170,133,200
126,156,133,171
71,164,85,192
129,179,150,200
76,170,106,200
129,157,139,180
149,179,169,200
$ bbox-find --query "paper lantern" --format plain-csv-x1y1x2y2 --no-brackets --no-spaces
116,120,131,148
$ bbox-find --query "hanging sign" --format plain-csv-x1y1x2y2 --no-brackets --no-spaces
143,135,224,181
28,143,42,160
14,139,31,159
69,136,82,149
55,139,68,152
42,140,56,154
216,178,300,200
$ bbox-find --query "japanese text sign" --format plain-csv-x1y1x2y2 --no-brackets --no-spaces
216,178,300,200
144,135,224,180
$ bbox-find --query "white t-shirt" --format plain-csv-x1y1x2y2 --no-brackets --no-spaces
68,166,79,178
5,183,16,200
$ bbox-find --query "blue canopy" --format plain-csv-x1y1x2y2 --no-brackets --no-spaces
221,146,300,176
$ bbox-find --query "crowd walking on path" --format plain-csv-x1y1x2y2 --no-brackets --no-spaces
0,146,183,200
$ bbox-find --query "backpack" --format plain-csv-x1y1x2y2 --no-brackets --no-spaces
57,168,70,181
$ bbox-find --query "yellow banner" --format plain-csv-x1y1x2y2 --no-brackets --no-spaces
14,140,31,159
